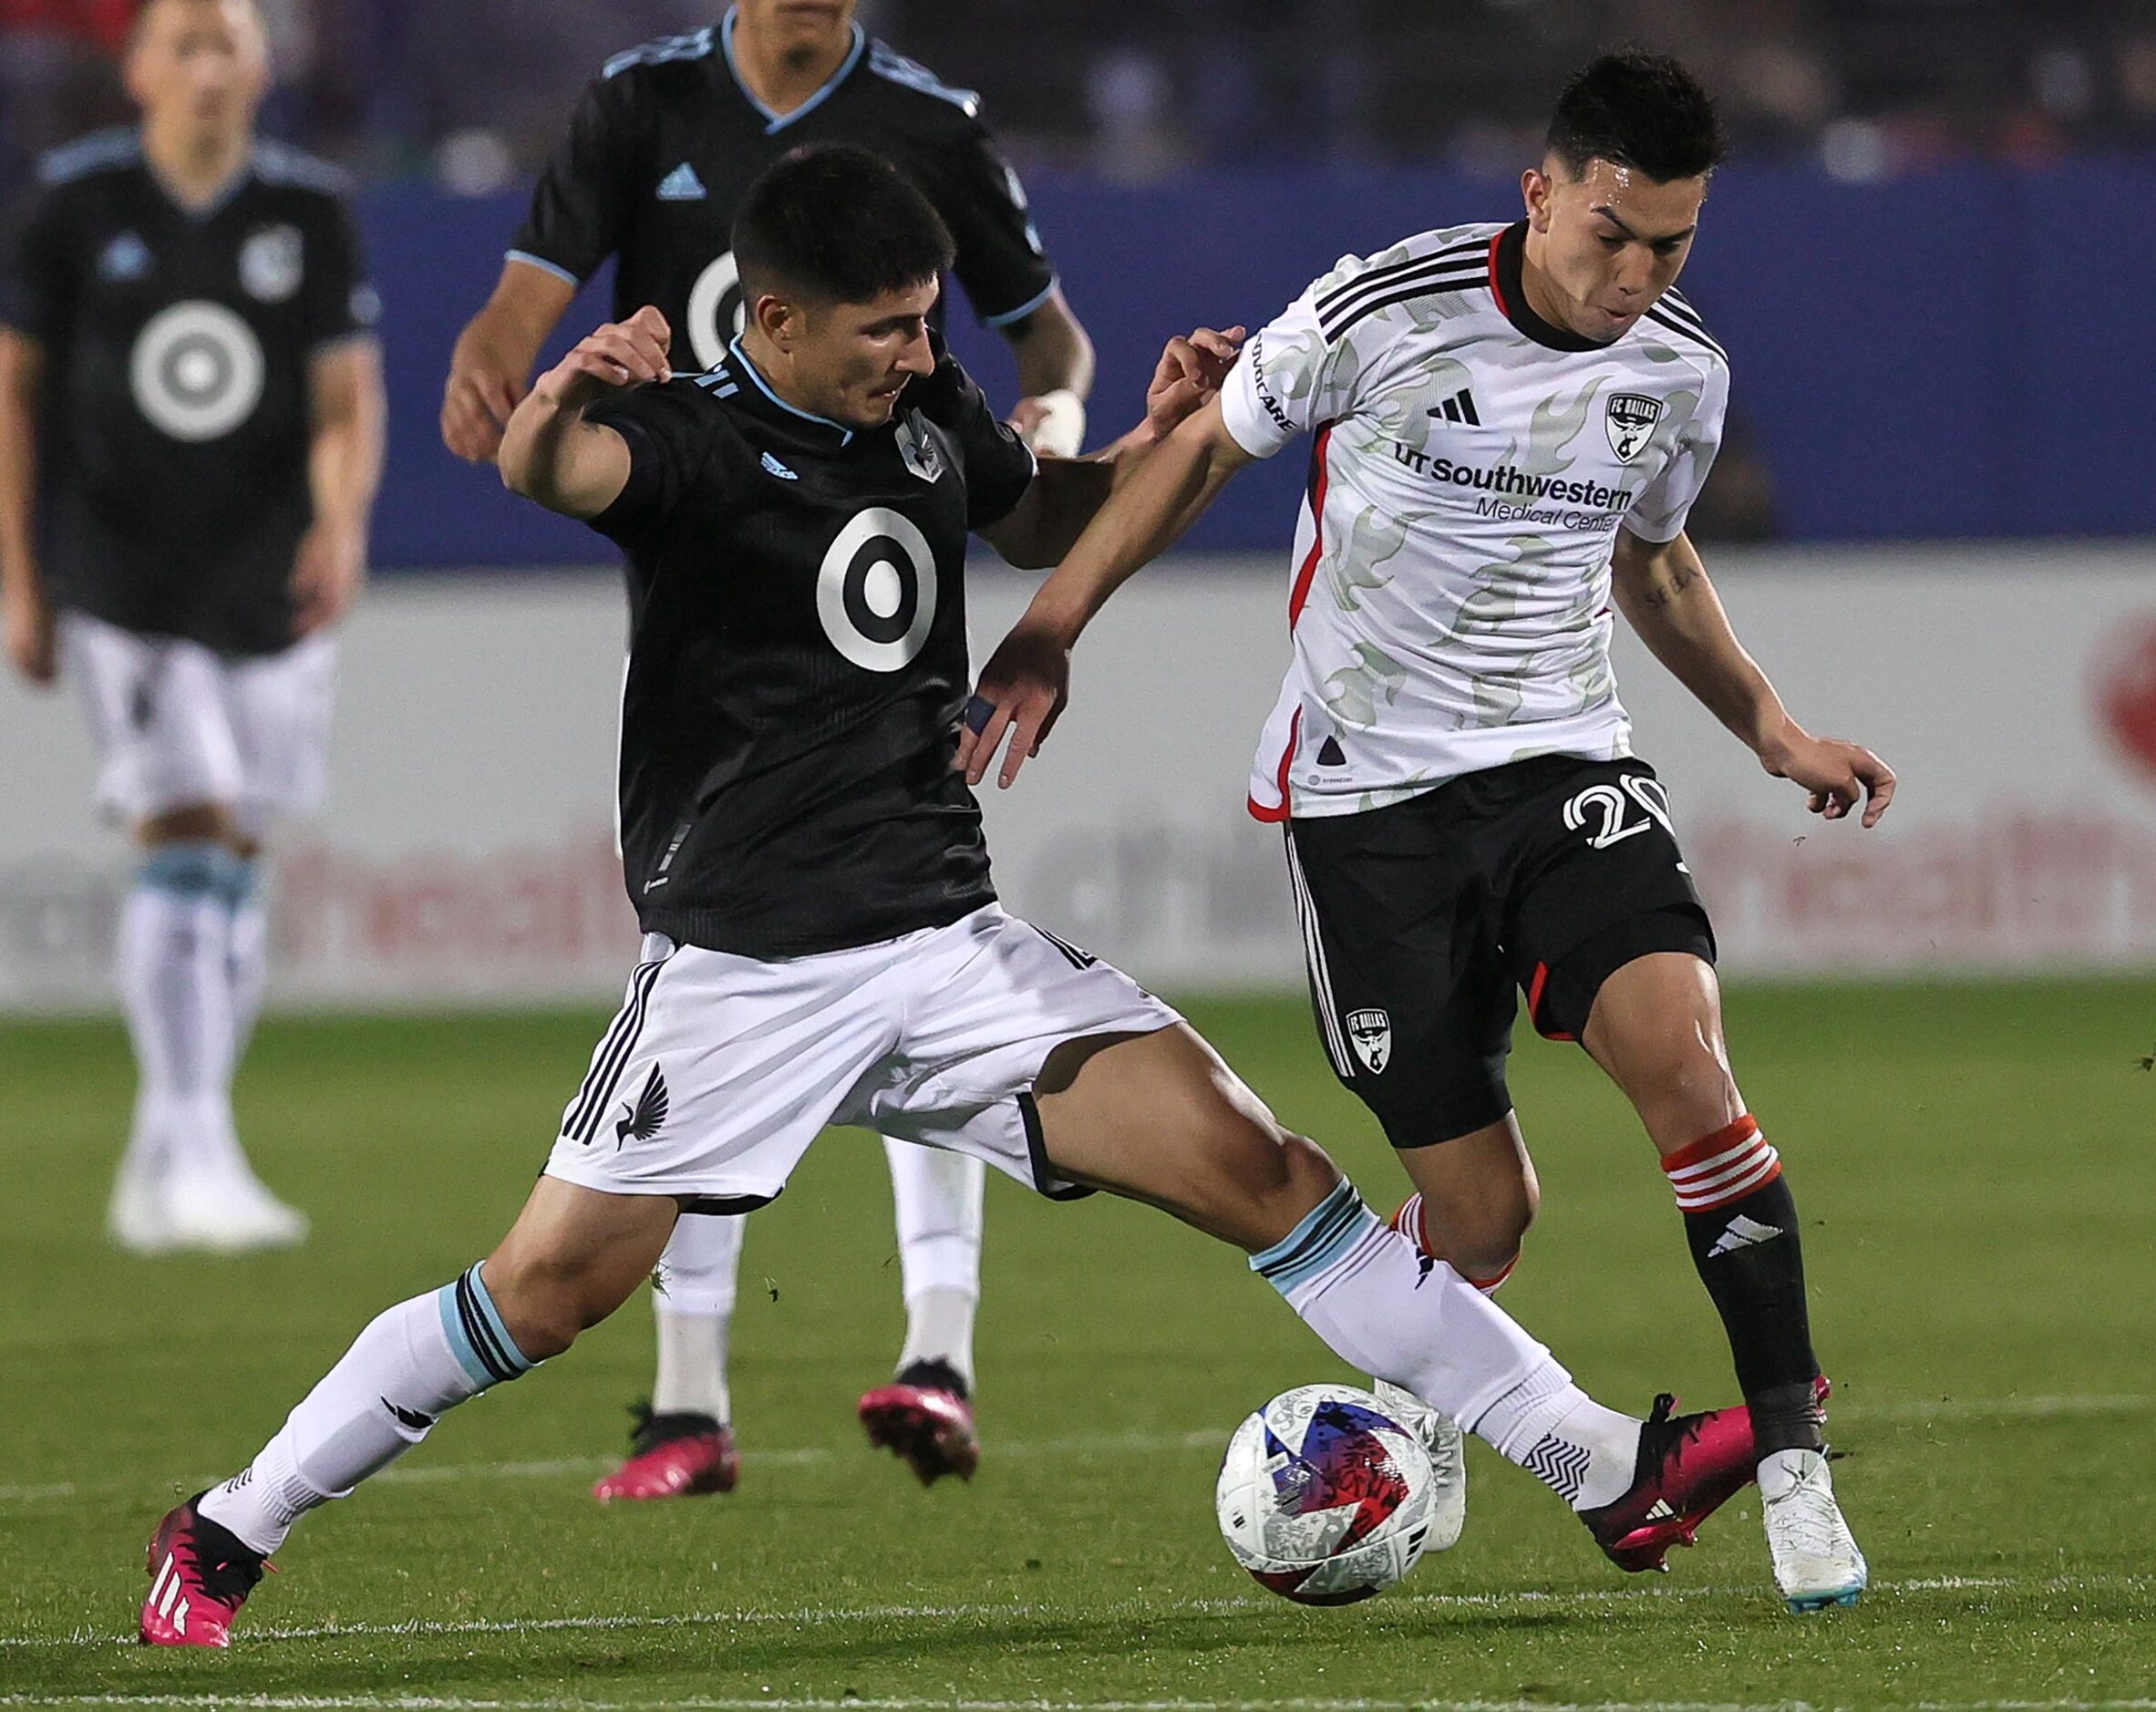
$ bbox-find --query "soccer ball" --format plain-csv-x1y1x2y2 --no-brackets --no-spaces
1213,1383,1438,1604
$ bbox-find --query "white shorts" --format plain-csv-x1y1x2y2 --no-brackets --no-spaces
61,611,335,837
542,904,1182,1211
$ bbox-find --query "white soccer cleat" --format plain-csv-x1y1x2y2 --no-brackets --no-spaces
106,1156,176,1254
163,1170,309,1253
1374,1377,1466,1552
1760,1448,1867,1612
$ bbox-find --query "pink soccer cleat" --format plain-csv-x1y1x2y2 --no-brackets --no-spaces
859,1361,979,1486
593,1405,739,1502
139,1495,267,1647
1579,1393,1759,1573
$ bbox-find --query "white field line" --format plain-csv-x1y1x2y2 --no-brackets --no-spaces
0,1394,2141,1511
4,1690,2156,1698
9,1573,2149,1654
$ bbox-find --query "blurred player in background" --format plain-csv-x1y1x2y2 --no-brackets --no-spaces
0,0,385,1253
438,0,1098,1501
139,147,1767,1649
961,52,1890,1614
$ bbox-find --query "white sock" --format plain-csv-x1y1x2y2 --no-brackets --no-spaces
885,1140,982,1389
1253,1181,1640,1511
650,1214,740,1420
224,864,268,1066
118,847,244,1184
200,1264,538,1554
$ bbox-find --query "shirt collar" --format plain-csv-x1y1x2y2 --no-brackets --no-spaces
1491,220,1614,354
719,5,868,135
722,336,857,448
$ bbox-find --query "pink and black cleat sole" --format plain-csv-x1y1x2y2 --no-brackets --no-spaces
593,1424,739,1502
858,1383,980,1485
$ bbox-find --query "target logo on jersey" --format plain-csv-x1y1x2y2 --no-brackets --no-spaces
129,300,265,442
1214,1384,1438,1604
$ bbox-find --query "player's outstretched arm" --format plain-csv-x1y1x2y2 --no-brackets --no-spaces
442,259,580,466
0,329,54,686
1003,287,1096,457
499,307,672,520
293,338,387,637
960,379,1254,789
1610,527,1896,828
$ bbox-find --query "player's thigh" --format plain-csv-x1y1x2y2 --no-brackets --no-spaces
1028,1023,1340,1253
543,932,899,1213
1284,812,1518,1149
870,906,1330,1251
222,634,336,840
1498,758,1718,1046
58,612,242,825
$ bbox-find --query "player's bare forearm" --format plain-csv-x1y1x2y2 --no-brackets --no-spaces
1028,397,1248,640
0,331,45,593
307,340,387,541
1006,289,1095,402
1611,527,1897,826
443,261,579,462
501,308,668,519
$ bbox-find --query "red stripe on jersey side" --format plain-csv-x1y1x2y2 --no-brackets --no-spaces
1284,424,1335,630
1247,706,1302,823
1486,231,1508,319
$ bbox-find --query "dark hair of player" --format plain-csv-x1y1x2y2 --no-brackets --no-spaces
732,144,957,307
1545,50,1728,183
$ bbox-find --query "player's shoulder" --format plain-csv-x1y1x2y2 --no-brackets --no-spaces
251,139,357,208
854,35,985,129
33,127,143,192
1305,222,1502,344
599,23,720,86
1639,284,1730,374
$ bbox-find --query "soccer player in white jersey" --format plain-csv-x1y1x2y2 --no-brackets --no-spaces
0,0,385,1252
961,53,1891,1613
138,147,1764,1648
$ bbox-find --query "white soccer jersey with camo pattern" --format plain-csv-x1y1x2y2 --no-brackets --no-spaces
1221,220,1729,820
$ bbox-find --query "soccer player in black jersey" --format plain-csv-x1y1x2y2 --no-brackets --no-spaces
439,0,1097,1500
141,146,1766,1650
0,0,384,1253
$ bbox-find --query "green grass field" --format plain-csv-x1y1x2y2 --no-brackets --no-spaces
3,982,2153,1711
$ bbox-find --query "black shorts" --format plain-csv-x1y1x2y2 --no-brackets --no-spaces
1284,754,1716,1148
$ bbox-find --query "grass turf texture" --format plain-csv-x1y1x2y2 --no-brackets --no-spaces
1,981,2151,1710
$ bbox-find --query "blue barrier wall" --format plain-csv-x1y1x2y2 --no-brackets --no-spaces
360,159,2156,568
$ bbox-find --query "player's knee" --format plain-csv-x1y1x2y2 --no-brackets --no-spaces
1189,1121,1339,1247
479,1252,625,1361
1418,1177,1536,1281
1628,1041,1739,1150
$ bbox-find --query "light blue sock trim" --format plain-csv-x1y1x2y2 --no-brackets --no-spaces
1250,1180,1381,1296
435,1263,539,1389
220,854,263,912
138,842,240,900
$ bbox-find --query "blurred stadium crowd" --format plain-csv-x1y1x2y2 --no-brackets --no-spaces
6,0,2156,201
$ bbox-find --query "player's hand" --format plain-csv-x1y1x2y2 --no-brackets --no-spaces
954,614,1072,789
3,575,57,686
1143,325,1243,442
442,329,531,465
290,522,366,636
1761,730,1897,828
533,307,673,414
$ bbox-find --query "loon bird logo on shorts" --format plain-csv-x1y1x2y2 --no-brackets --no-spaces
614,1066,670,1148
1604,392,1663,464
1346,1008,1392,1075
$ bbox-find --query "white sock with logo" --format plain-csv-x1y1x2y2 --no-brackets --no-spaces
1251,1180,1640,1511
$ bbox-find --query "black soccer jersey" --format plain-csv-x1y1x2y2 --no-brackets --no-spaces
0,129,379,657
510,10,1057,374
583,337,1036,958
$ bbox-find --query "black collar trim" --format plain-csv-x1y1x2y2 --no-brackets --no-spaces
1493,221,1614,354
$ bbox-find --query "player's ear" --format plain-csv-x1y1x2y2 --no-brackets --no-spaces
748,291,799,351
1522,164,1556,232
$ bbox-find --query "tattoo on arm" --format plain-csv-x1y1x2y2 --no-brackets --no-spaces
1640,560,1698,609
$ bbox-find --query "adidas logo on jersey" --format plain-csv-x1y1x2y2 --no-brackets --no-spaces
1429,387,1480,426
1707,1213,1786,1257
760,451,799,480
656,161,707,201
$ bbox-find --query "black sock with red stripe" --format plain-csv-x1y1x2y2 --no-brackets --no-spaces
1664,1117,1824,1457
